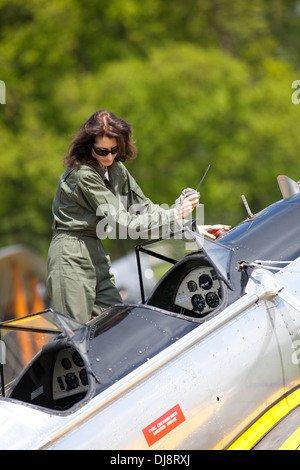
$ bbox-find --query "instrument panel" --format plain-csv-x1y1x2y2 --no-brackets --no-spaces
52,347,89,400
174,266,221,315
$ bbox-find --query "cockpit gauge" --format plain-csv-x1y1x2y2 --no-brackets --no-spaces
65,372,80,391
199,274,213,290
191,294,205,312
72,350,84,367
61,358,72,370
206,292,220,309
187,280,198,292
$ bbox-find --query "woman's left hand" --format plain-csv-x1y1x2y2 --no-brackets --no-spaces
197,224,231,239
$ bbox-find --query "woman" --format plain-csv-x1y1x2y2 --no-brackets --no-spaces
47,110,228,322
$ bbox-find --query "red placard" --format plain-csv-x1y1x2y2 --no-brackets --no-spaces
142,404,186,446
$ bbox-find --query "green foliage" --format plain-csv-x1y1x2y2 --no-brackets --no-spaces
1,0,300,257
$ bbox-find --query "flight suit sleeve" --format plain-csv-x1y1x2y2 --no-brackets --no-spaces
77,169,181,239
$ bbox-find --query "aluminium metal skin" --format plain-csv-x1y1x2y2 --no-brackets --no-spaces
1,175,300,450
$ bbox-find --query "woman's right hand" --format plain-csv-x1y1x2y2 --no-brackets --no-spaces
174,192,200,219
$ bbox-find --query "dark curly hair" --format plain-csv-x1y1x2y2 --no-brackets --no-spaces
63,110,138,169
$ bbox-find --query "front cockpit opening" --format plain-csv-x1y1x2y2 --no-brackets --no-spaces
146,255,226,319
135,228,228,321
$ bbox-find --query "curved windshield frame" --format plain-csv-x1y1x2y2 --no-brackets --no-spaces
0,309,87,397
135,226,235,302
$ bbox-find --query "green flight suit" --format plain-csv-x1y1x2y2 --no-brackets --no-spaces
47,161,178,322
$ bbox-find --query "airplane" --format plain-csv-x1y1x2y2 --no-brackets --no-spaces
1,174,300,450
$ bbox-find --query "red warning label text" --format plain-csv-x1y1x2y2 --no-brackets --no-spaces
142,404,186,446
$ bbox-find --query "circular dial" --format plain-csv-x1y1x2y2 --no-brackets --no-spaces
199,274,213,290
206,292,220,308
187,280,198,292
65,372,79,390
80,368,88,386
61,358,72,370
191,294,205,312
72,350,84,367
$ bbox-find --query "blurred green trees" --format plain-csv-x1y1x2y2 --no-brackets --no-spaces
0,0,300,257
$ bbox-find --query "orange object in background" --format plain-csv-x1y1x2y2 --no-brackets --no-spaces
0,246,50,368
12,263,35,365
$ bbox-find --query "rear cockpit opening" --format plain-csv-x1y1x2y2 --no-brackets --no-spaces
8,343,91,412
0,310,92,413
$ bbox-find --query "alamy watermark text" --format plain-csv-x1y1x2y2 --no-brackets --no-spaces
0,80,6,104
291,80,300,104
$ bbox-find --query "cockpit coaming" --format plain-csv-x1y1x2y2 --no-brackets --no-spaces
0,305,198,414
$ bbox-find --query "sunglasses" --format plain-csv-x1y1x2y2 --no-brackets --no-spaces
92,145,118,157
